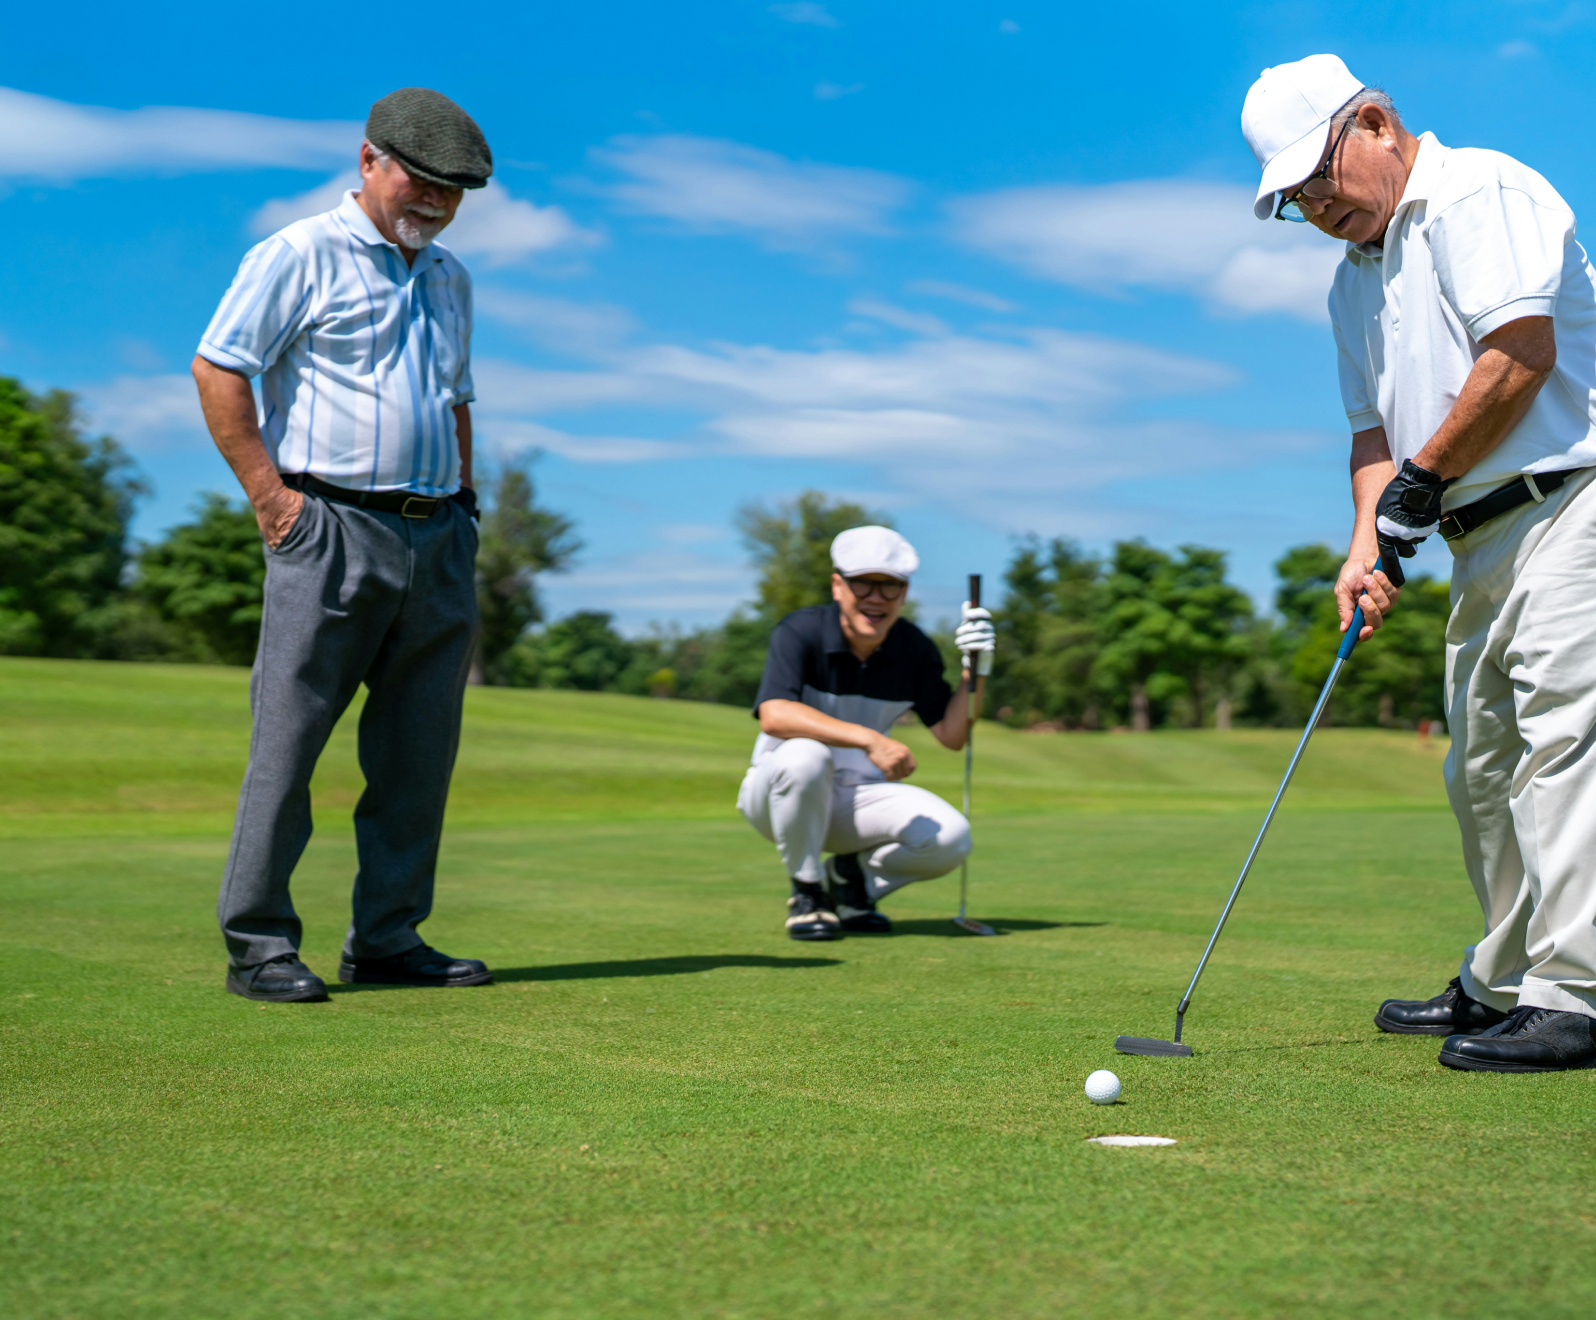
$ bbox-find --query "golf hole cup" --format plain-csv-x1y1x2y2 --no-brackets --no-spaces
1085,1070,1122,1105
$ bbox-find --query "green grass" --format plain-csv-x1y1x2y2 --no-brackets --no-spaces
3,656,1593,1319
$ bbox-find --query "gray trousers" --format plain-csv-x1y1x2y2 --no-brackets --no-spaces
218,491,479,969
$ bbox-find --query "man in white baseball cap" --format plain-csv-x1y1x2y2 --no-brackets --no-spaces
736,525,996,939
1243,56,1596,1072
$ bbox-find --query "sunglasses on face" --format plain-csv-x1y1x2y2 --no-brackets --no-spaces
843,576,906,602
1275,117,1353,222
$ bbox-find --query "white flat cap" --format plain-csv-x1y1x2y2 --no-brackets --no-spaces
1242,53,1364,220
831,525,919,580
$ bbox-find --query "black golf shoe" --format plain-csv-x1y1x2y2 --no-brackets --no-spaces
786,882,843,941
226,953,328,1002
1374,977,1509,1036
825,853,892,933
339,944,492,987
1439,1005,1596,1073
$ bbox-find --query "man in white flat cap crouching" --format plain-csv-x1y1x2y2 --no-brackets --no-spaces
737,526,996,939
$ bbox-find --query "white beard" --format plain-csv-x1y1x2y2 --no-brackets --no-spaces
395,213,446,250
394,209,446,250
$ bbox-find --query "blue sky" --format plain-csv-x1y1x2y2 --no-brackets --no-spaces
4,0,1592,630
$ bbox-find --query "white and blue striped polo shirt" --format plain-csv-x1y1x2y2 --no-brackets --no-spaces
198,190,474,495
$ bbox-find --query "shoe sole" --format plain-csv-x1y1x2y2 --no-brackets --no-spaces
337,962,493,987
1438,1047,1596,1073
786,925,843,941
225,974,328,1003
1373,1011,1498,1037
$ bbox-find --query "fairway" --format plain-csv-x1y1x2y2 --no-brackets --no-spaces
4,658,1595,1319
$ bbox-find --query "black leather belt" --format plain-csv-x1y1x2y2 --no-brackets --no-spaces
1438,467,1588,543
284,472,446,519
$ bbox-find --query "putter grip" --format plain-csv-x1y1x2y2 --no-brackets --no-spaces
1336,555,1389,661
968,574,981,609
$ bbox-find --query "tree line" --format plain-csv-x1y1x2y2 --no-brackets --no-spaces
1,377,1447,729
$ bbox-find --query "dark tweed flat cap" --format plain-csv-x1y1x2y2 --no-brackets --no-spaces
366,87,492,190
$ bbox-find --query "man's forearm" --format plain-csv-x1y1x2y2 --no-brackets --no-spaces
454,404,473,488
929,672,980,751
1350,426,1396,561
192,356,283,502
758,699,884,750
1412,316,1555,480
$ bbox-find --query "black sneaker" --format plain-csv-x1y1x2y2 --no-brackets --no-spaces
1439,1005,1596,1073
786,882,843,941
1374,977,1509,1036
225,953,328,1002
825,853,892,934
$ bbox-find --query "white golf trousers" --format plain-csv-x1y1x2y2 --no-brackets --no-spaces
1446,466,1596,1019
736,737,971,896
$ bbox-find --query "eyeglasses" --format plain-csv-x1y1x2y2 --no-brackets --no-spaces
1275,117,1353,222
843,576,906,602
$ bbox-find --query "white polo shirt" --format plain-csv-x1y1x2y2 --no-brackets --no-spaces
1329,132,1596,508
197,191,474,496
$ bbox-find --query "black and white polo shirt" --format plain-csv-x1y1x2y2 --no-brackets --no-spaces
750,603,954,784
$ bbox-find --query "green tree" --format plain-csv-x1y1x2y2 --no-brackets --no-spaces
1094,541,1253,729
987,538,1105,728
0,379,143,656
736,490,888,624
133,495,265,665
475,463,580,684
510,610,636,690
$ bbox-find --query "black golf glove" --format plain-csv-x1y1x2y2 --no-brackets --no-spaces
1373,458,1451,587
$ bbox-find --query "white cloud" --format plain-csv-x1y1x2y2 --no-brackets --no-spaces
656,523,727,545
0,85,356,180
545,547,752,618
250,173,597,265
769,3,841,26
906,279,1017,312
78,374,209,454
467,310,1314,537
814,82,865,101
1498,39,1539,58
998,18,1021,33
589,134,910,249
949,179,1344,321
475,290,637,355
847,296,948,337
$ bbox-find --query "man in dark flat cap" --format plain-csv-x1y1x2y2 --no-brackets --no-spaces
192,88,496,1002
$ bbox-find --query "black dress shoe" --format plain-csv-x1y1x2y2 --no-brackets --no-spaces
1439,1006,1596,1073
226,953,328,1002
338,944,492,987
1374,977,1509,1036
825,853,892,934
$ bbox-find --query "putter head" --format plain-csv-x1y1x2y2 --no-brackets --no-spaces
951,916,997,936
1115,1035,1193,1058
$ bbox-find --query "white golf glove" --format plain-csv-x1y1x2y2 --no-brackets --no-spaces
954,602,996,677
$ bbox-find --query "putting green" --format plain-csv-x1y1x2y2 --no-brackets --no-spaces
3,657,1592,1319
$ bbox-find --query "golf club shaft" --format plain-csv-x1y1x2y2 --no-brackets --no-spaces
1171,558,1388,1043
959,574,981,920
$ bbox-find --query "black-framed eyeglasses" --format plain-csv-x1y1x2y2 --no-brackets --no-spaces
1275,117,1353,222
843,576,906,602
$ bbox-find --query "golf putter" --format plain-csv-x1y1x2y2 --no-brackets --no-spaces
953,573,997,937
1116,555,1399,1057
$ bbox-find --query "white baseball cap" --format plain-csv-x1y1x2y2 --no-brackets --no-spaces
1242,54,1364,220
831,526,919,580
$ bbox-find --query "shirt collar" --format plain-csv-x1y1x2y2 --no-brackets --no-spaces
1347,131,1447,263
334,190,448,267
336,190,390,247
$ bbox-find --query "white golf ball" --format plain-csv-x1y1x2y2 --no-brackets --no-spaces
1084,1069,1122,1105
